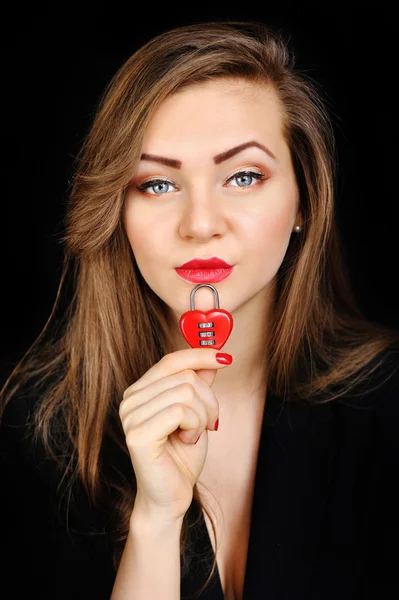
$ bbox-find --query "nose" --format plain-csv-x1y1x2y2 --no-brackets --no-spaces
178,185,228,241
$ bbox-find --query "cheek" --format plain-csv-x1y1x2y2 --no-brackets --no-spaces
246,195,296,246
123,200,162,256
240,184,298,271
260,204,294,237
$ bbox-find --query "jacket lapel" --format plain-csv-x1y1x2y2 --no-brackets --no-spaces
242,392,338,599
181,391,338,599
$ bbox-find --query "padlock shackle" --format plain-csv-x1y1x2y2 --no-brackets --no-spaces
190,284,220,310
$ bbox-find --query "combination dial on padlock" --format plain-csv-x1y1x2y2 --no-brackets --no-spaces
179,284,233,350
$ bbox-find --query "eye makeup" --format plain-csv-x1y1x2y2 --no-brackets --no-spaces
135,169,268,195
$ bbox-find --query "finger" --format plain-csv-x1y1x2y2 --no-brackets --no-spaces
122,383,209,440
125,348,232,395
194,368,220,388
120,370,219,431
129,403,203,451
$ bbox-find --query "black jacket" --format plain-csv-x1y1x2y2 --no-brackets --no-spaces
1,350,399,599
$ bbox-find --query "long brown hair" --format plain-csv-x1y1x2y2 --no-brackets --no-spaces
1,21,398,596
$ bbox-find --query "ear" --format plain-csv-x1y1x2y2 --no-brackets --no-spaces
294,211,303,230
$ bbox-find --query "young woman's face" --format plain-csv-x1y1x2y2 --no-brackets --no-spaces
123,78,300,320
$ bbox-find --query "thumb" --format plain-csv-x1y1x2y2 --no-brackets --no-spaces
195,368,218,388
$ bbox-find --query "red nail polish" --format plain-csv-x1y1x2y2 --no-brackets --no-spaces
214,418,219,431
194,435,201,444
215,352,232,365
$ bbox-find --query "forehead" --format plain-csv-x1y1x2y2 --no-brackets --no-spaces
143,79,285,144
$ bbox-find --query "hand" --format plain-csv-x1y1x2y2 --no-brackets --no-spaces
119,348,231,523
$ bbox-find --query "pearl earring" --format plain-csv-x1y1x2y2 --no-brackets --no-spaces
294,225,301,232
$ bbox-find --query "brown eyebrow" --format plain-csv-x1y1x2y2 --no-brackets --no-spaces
140,154,182,169
213,141,276,164
140,140,277,169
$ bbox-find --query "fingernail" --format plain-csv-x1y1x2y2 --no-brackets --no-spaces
215,352,232,365
214,418,219,431
194,434,201,444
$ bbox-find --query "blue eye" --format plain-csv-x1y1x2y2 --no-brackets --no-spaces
136,179,176,195
226,170,265,187
136,170,266,195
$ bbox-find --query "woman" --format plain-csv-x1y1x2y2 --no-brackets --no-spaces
1,20,398,600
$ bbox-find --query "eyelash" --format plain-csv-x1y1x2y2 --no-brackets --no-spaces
136,170,267,195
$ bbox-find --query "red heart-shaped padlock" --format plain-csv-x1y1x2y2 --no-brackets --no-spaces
179,284,233,350
179,309,233,350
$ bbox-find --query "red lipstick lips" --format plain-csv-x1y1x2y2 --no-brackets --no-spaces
177,257,233,269
175,256,234,283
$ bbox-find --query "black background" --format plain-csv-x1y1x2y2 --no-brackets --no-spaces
2,2,398,382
